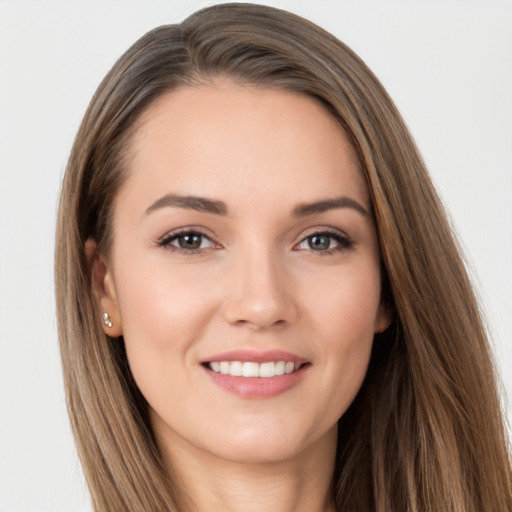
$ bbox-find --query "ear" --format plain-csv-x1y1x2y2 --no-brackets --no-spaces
374,299,392,334
85,238,123,337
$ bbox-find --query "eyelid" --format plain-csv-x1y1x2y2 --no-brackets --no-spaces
156,227,221,252
155,225,353,254
296,226,351,243
294,227,354,253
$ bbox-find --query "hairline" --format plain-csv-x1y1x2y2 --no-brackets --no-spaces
98,74,366,258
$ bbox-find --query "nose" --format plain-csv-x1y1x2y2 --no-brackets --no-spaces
223,247,299,330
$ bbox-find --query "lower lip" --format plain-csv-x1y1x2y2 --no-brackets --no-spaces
203,365,309,399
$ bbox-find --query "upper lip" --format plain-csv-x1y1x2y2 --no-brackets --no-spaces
200,349,308,365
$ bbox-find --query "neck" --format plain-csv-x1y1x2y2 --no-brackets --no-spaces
158,427,338,512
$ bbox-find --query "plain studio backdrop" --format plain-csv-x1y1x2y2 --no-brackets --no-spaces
0,1,511,510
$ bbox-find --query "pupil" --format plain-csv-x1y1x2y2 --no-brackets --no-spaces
309,235,330,250
179,234,201,249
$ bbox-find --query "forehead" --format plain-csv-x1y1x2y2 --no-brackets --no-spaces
119,81,368,215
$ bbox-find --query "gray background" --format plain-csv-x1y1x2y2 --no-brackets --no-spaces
1,1,511,510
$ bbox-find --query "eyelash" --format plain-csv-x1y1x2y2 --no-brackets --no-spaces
156,228,354,256
296,229,354,256
157,228,218,254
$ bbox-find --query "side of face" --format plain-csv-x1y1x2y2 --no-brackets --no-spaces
91,80,390,466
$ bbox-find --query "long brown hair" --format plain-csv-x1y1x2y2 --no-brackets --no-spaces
55,3,512,510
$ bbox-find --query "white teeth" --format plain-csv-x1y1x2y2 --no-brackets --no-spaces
242,362,259,377
230,361,243,376
208,360,302,378
275,361,285,375
259,362,275,378
219,361,230,375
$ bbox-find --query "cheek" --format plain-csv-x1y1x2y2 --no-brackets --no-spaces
305,258,382,339
112,259,220,392
116,256,218,341
302,262,380,412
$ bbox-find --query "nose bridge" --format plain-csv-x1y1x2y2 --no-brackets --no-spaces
223,239,298,329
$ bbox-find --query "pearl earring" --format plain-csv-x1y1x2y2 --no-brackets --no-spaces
103,312,113,328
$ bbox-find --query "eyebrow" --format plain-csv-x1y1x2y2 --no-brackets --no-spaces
145,194,228,216
292,196,370,217
145,193,369,218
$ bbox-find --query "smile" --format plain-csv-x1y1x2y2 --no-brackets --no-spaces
202,350,310,398
207,361,302,378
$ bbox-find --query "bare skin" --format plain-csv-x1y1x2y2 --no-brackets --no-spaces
92,80,389,511
154,420,337,512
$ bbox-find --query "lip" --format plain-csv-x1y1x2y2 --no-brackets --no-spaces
200,349,310,399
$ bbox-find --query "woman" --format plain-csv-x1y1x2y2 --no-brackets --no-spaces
54,3,512,511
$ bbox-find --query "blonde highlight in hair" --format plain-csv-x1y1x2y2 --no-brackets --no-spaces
55,3,512,510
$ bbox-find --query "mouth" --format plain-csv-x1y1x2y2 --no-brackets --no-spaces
204,360,305,378
201,350,310,398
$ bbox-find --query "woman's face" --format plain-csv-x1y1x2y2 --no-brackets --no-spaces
98,81,389,465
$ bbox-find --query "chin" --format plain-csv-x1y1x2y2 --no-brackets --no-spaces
213,438,304,465
204,421,332,465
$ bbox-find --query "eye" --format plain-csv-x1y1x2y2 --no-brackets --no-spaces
295,230,353,254
157,230,217,252
303,234,333,251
